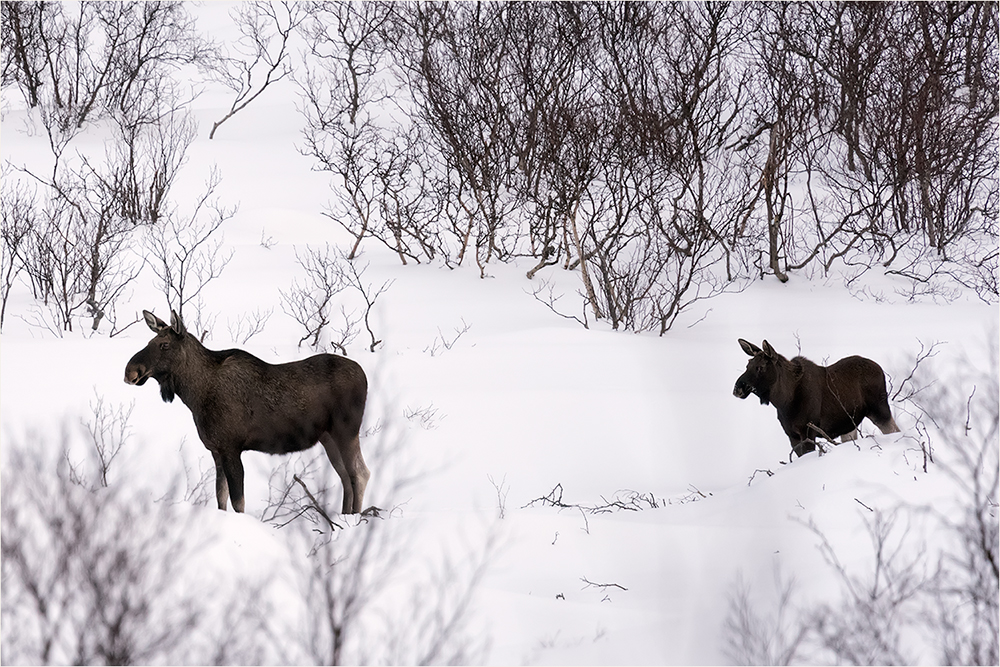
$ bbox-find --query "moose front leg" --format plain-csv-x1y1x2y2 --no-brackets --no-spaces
211,449,229,511
791,437,817,459
215,450,246,513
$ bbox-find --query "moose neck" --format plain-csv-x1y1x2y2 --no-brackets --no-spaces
767,355,800,411
167,337,219,408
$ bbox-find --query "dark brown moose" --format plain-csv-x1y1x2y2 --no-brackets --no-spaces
124,310,369,514
733,339,900,458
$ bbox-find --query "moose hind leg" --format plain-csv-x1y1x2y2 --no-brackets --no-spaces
344,434,370,513
321,433,356,514
321,432,369,514
875,416,901,434
870,400,901,434
320,433,352,513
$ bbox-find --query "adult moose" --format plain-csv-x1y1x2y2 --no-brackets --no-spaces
733,339,900,459
125,310,369,514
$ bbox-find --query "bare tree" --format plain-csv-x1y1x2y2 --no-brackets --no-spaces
2,415,284,665
8,87,198,334
2,437,202,664
0,174,36,328
226,307,273,345
803,509,933,665
909,337,999,665
578,3,757,333
748,2,998,293
1,1,218,333
110,104,198,227
1,1,211,129
341,253,392,352
1,1,46,107
290,0,996,320
723,568,808,665
394,3,523,272
262,407,495,665
76,391,135,489
279,243,353,352
209,0,306,139
298,2,447,265
280,244,390,354
738,4,828,283
11,166,143,334
144,167,236,336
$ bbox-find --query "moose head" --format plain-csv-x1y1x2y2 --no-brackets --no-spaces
733,338,780,405
124,310,189,403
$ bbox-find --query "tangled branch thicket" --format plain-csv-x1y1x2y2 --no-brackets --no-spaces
2,2,996,334
300,1,998,332
0,430,273,666
1,1,215,333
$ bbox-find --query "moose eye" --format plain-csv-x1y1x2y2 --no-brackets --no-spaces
159,342,171,351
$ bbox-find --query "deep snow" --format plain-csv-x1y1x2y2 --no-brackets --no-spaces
1,13,997,665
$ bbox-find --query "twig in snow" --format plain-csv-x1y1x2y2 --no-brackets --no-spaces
580,577,628,592
748,468,775,486
526,278,589,329
891,340,943,402
424,318,472,356
522,483,573,509
488,474,508,519
293,474,343,531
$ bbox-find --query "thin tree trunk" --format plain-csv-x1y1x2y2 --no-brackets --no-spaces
567,200,603,320
764,125,789,282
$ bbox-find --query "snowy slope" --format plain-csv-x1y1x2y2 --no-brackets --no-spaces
1,18,996,666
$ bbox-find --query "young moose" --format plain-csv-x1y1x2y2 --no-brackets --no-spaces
124,310,369,514
733,339,900,458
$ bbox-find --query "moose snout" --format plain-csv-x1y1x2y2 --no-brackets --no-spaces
124,364,147,385
733,380,751,399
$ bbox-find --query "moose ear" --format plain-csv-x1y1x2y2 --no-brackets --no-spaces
169,310,187,337
739,338,762,357
143,310,169,333
762,340,777,358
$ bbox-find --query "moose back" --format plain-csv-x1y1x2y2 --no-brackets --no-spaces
124,310,369,514
733,338,900,458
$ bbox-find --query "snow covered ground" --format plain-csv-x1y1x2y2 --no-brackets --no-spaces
1,19,997,665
